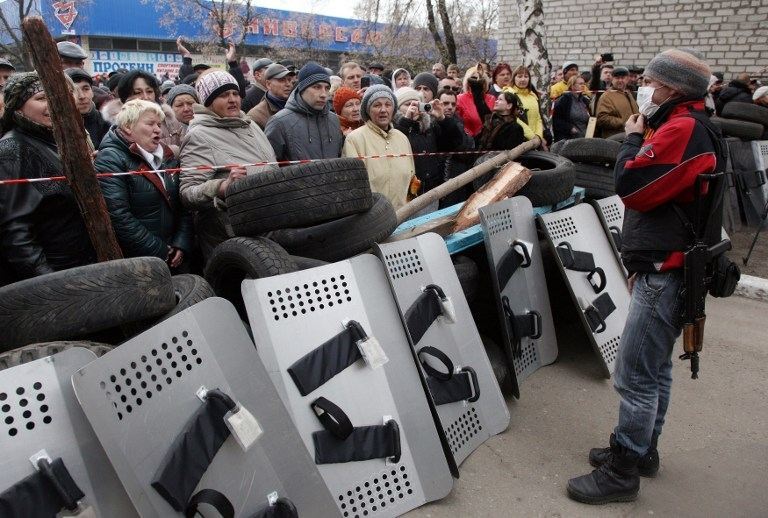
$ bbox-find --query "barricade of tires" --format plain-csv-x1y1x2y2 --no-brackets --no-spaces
0,257,217,357
550,137,620,200
713,102,768,141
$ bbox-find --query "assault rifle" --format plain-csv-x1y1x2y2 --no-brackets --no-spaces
679,173,730,380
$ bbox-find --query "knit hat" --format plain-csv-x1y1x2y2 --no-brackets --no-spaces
160,80,175,95
361,84,397,121
195,70,239,107
117,70,159,103
296,62,331,93
643,48,711,98
1,72,42,126
166,84,199,107
65,67,93,85
754,86,768,102
395,86,421,108
412,72,438,98
333,86,362,115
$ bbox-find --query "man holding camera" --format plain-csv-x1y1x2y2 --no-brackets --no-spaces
567,48,727,505
394,86,463,196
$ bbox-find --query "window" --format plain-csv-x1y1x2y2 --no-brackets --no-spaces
138,40,161,51
112,38,137,50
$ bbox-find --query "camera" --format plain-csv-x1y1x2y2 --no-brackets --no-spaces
418,101,432,113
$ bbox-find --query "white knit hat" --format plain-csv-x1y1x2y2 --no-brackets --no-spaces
195,71,239,107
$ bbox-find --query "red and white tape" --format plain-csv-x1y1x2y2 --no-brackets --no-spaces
0,150,489,187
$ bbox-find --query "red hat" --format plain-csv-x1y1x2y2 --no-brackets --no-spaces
333,86,362,116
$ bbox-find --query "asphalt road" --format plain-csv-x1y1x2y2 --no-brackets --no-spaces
406,294,768,518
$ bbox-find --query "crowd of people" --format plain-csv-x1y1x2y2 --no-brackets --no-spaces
0,40,765,284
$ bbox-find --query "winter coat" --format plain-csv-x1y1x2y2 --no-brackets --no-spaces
265,89,343,161
82,103,111,147
441,116,476,208
394,112,464,193
479,113,531,151
242,82,267,114
342,121,414,210
456,92,495,137
180,105,277,259
552,92,591,142
715,80,753,115
595,89,639,138
95,128,193,259
0,126,95,282
247,95,281,130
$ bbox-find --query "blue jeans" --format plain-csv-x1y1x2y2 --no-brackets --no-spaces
614,271,685,456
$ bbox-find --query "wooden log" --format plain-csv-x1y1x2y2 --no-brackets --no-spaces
453,161,532,232
395,137,540,224
21,17,122,262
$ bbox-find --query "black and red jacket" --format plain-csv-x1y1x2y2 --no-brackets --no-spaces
614,100,719,273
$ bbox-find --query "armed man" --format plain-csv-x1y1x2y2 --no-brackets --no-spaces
567,48,733,504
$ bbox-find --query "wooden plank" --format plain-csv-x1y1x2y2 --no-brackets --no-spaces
21,17,122,262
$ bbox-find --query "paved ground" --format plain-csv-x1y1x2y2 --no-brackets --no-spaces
406,294,768,518
729,227,768,279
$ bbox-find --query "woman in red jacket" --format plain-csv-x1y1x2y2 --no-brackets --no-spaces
456,66,495,143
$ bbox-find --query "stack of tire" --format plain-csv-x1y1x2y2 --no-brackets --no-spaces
204,158,399,315
550,138,621,200
472,150,576,207
713,102,768,141
0,258,216,369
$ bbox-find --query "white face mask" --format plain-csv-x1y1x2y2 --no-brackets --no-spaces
636,86,659,117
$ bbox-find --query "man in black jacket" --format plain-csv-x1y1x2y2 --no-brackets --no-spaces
567,48,724,505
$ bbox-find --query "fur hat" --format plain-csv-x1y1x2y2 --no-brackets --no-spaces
333,86,362,116
643,48,711,98
195,71,239,107
296,62,330,94
361,84,397,121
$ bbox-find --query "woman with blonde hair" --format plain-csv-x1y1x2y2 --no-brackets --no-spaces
455,66,495,142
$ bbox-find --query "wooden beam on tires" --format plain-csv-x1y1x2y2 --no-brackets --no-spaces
21,17,122,262
395,137,540,224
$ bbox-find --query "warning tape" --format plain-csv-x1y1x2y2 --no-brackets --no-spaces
0,149,490,187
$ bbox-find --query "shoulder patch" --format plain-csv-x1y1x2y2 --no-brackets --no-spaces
637,143,654,159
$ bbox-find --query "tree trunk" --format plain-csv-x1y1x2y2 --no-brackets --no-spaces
516,0,552,130
424,0,448,64
21,17,123,262
436,0,457,64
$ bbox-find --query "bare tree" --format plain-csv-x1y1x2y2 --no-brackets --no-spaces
1,0,45,68
142,0,257,51
448,0,497,64
515,0,552,125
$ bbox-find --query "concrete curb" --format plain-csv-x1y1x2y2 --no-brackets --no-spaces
735,274,768,303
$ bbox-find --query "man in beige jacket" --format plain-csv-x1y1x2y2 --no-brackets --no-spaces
595,66,639,138
180,71,276,261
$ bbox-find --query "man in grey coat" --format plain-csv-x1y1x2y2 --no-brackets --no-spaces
265,62,343,161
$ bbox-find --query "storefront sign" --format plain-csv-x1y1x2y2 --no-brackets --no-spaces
90,50,183,76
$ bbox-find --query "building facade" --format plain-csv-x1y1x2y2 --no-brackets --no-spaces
497,0,768,81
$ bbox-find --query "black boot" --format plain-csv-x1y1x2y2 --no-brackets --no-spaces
589,433,659,477
567,440,640,504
